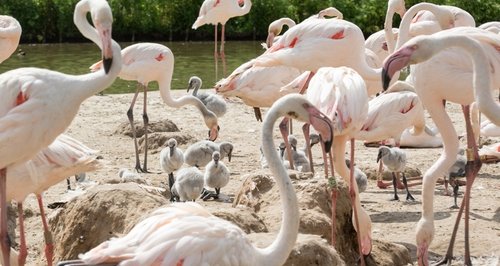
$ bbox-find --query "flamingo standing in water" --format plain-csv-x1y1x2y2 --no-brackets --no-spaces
56,94,334,266
382,29,500,266
4,134,101,266
0,0,121,264
305,67,371,265
192,0,252,58
0,15,21,64
91,43,219,173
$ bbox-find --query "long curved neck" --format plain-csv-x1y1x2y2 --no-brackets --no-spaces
255,108,299,265
440,36,500,125
158,74,216,127
396,3,451,50
277,18,295,35
74,0,101,48
192,84,200,97
384,5,397,53
237,0,252,16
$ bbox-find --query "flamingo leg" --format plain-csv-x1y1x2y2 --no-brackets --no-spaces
349,139,366,266
17,203,27,266
220,24,226,59
402,172,415,201
0,168,11,266
279,118,294,170
298,72,315,94
214,24,218,59
37,194,53,266
127,83,145,173
142,84,150,173
391,172,399,201
302,124,314,174
434,105,482,266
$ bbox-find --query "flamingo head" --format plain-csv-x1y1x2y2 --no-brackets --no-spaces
167,138,177,156
90,0,114,74
187,76,202,93
416,218,434,266
208,124,219,142
351,207,373,256
389,0,406,18
212,151,220,167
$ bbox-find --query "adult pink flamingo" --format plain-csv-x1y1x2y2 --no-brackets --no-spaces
91,43,219,173
56,94,334,266
355,81,432,188
5,134,101,266
0,0,121,264
192,0,252,58
382,29,500,266
478,21,500,34
0,15,21,64
305,67,371,265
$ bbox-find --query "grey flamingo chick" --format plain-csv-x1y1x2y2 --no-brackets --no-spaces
171,167,204,202
376,146,415,201
159,138,184,201
201,151,230,201
345,159,368,193
188,76,227,118
184,140,233,168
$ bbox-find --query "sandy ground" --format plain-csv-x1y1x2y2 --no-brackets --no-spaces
11,89,500,265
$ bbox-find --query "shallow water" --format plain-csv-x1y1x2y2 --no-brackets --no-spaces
0,41,264,94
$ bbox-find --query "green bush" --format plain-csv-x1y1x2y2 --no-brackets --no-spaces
1,0,498,43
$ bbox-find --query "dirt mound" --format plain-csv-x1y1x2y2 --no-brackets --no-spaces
138,132,195,153
114,119,179,138
364,165,422,181
233,170,412,265
50,183,168,261
206,205,268,234
247,233,345,266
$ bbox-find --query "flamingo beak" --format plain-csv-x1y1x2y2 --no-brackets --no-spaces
305,104,334,153
169,146,174,157
382,46,414,90
97,23,113,74
361,235,372,256
266,32,275,49
376,150,382,163
208,125,219,141
228,150,232,162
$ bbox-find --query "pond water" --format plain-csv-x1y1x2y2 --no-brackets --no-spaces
0,41,265,94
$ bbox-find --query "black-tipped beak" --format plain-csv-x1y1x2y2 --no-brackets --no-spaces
103,57,113,74
381,67,392,91
169,147,174,157
376,151,382,163
228,150,232,162
324,139,333,153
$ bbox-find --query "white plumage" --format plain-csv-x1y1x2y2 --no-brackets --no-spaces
184,140,233,168
187,76,227,117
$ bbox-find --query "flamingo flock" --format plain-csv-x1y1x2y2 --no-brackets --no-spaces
0,0,498,266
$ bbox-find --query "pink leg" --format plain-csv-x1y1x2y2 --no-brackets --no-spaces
17,203,27,266
36,194,53,266
302,124,314,174
141,85,150,173
279,118,294,170
0,168,10,266
127,84,145,173
298,72,315,94
214,24,218,59
434,105,481,266
220,24,226,59
349,139,366,266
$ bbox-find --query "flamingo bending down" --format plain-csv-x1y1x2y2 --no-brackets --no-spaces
91,43,219,173
355,81,431,189
5,134,101,265
56,94,334,266
192,0,252,58
0,0,120,265
305,67,372,264
187,76,227,117
0,15,21,64
382,30,500,266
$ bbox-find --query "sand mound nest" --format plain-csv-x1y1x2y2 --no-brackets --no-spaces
138,132,195,153
233,170,411,265
364,166,422,181
114,119,179,137
50,183,169,261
